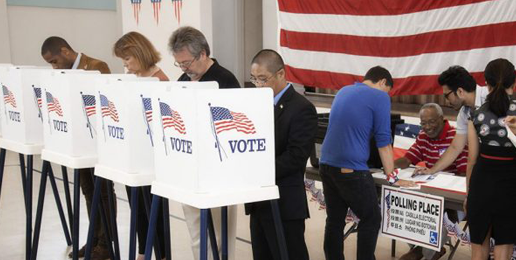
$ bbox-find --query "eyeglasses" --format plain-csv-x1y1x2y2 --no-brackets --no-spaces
174,56,199,69
444,91,455,99
250,68,283,85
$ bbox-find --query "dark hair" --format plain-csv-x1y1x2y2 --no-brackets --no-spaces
484,58,515,117
168,26,210,57
41,36,73,56
437,66,476,93
251,49,285,74
364,66,393,88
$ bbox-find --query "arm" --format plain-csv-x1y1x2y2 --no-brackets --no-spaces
379,145,394,175
466,122,479,193
419,133,467,174
394,157,412,169
275,103,318,181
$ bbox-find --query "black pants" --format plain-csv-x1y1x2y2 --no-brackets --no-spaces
125,185,166,255
319,164,381,260
250,215,309,260
79,168,117,248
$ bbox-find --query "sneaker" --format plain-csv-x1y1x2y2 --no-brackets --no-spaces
91,245,112,260
400,246,423,260
429,247,446,260
68,245,86,258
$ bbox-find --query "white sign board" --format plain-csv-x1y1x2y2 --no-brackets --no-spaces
0,66,53,145
41,70,136,158
381,185,444,251
152,87,275,194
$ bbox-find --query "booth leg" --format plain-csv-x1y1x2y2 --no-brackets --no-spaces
25,155,33,260
61,166,74,234
128,187,139,260
162,198,172,260
144,195,161,260
200,209,209,260
19,154,27,210
271,200,289,260
207,209,220,260
30,160,49,260
221,206,228,260
106,180,121,260
0,148,6,206
142,187,162,260
48,164,72,245
84,176,103,260
72,169,81,260
94,177,117,260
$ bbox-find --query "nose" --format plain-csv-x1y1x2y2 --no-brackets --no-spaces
51,64,58,69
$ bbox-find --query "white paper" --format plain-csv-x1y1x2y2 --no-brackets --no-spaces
421,174,466,194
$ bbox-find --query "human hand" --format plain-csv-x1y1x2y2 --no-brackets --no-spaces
394,179,418,188
412,167,431,177
506,116,516,134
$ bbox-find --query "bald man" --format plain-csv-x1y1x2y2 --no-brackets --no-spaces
245,49,317,260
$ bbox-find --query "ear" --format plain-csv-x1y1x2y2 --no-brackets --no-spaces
277,67,286,78
60,47,70,56
378,78,387,88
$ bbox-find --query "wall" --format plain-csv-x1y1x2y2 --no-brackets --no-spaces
4,4,122,72
0,0,11,63
120,0,214,81
262,0,279,51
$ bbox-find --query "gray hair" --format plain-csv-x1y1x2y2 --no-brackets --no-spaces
419,103,443,117
168,26,210,57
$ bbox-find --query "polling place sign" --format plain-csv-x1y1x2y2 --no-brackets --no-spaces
381,186,444,251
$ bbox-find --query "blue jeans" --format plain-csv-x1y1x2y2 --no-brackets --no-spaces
320,164,381,260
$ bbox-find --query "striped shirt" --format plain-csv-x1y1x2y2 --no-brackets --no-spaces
404,121,467,175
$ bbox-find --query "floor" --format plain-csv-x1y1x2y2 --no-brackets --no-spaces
0,151,473,260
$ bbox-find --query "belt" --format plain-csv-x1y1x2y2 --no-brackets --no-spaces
480,153,515,161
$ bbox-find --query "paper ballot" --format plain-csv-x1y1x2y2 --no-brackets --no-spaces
507,124,516,147
421,174,467,195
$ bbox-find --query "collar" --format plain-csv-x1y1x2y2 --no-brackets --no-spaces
274,83,291,106
436,120,451,140
72,53,82,70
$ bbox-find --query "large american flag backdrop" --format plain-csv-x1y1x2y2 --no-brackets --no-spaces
277,0,516,95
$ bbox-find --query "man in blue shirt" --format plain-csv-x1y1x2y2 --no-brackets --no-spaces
319,66,397,260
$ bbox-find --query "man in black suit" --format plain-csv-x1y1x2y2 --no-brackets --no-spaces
246,49,317,260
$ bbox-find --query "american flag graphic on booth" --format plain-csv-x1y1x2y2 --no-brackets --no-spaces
2,85,16,108
82,94,96,117
210,106,256,135
46,91,63,116
160,102,186,134
100,94,119,122
33,87,42,108
142,97,153,123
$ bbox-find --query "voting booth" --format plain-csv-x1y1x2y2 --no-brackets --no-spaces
150,87,278,208
0,66,54,152
94,80,217,186
39,71,136,167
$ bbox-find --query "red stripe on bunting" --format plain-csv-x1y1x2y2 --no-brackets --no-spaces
280,22,516,57
284,65,487,95
278,0,490,15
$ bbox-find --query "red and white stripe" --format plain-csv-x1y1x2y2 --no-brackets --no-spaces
278,0,516,95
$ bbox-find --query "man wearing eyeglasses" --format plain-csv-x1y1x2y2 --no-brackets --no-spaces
245,49,317,260
170,26,240,89
414,66,488,178
394,103,467,175
168,26,240,260
395,103,467,260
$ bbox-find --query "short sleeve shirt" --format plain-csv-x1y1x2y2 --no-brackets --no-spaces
456,86,489,135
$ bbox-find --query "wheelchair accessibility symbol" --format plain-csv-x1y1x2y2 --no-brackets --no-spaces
429,231,438,245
